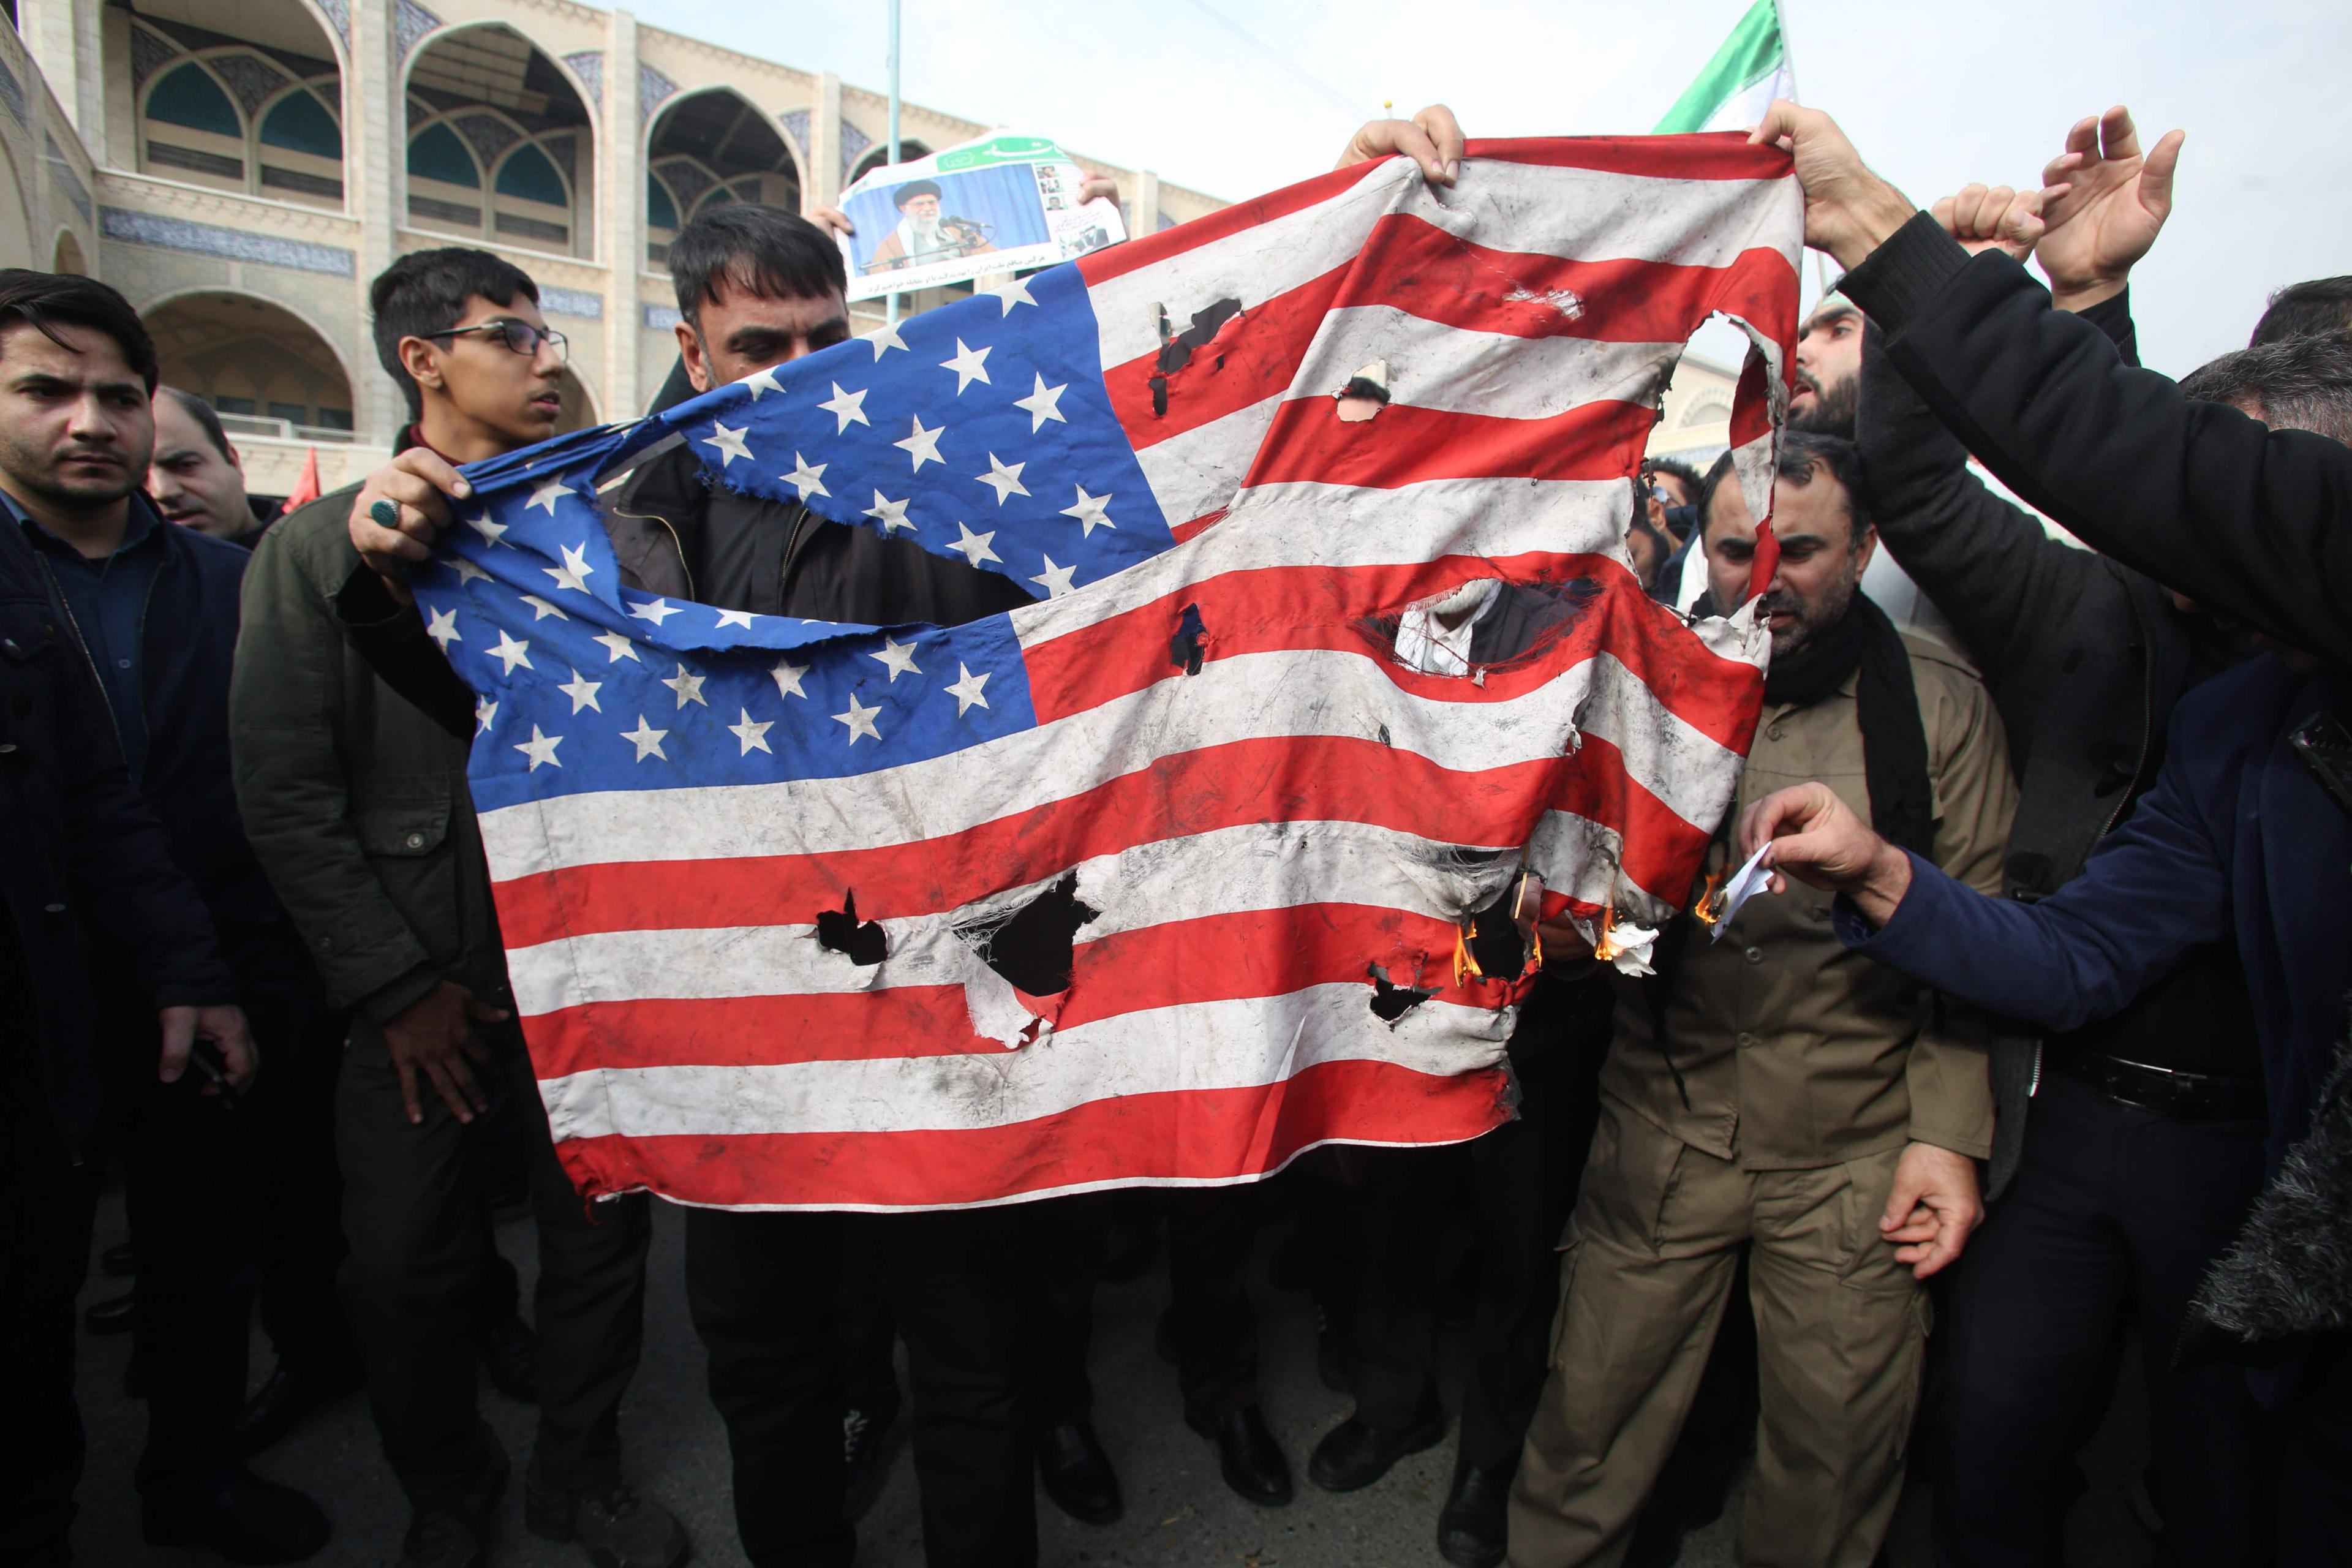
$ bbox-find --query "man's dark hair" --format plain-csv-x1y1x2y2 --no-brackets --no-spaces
157,385,232,459
894,179,942,208
369,247,540,420
1777,429,1872,549
1646,456,1703,497
2180,331,2352,448
669,205,848,329
2250,276,2352,348
0,269,160,391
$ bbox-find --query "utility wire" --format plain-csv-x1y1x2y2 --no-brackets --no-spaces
1177,0,1369,124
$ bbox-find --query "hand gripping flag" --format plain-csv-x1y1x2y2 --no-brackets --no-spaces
415,135,1801,1211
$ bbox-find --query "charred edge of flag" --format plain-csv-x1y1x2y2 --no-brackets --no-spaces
815,889,887,966
1169,603,1208,675
1366,961,1434,1023
1148,296,1245,417
958,872,1102,999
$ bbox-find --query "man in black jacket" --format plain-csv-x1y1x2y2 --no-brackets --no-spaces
1855,182,2266,1563
1757,94,2352,1561
0,270,271,1562
342,208,1042,1568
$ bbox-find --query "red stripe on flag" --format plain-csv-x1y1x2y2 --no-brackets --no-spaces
491,729,1715,955
548,1056,1511,1208
1074,161,1381,287
1460,134,1795,182
524,903,1480,1080
1099,219,1796,455
1245,398,1648,491
1022,554,1760,747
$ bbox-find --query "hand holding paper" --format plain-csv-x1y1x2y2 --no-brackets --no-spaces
1738,782,1915,927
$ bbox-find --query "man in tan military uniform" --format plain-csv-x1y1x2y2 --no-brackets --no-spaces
1510,433,2017,1568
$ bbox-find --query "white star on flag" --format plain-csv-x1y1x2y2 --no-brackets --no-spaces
630,598,683,627
729,708,775,755
466,511,510,547
701,419,754,467
1061,486,1116,537
518,594,569,621
486,630,532,674
426,606,461,649
940,338,992,394
513,725,562,771
473,696,497,734
976,454,1030,505
895,416,945,472
1031,556,1077,597
871,636,922,682
865,319,908,358
864,492,914,533
662,663,708,708
544,542,595,594
742,365,783,401
526,478,576,515
593,630,641,663
714,608,760,628
771,657,809,699
782,454,829,500
834,693,881,744
818,382,870,432
946,522,1000,567
1013,374,1068,433
558,668,603,714
987,276,1038,315
944,663,992,716
620,715,668,761
450,557,491,586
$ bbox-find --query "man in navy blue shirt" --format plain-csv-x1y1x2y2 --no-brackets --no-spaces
0,268,329,1564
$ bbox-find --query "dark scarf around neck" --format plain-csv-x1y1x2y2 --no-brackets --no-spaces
1765,593,1936,856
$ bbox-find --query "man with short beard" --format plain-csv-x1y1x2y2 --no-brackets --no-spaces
1789,296,1864,438
1510,431,2017,1568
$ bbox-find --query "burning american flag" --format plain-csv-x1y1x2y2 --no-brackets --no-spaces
412,135,1797,1210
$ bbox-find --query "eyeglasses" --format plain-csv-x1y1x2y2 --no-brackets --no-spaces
422,319,569,362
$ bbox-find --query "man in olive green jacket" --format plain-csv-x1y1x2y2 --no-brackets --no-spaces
1510,435,2016,1568
230,248,681,1568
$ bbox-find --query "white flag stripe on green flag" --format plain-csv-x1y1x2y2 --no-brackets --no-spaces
1654,0,1795,135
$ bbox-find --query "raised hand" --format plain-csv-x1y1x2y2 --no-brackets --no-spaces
349,448,472,596
1748,101,1917,269
1931,183,2044,262
1335,104,1464,187
2033,105,2184,311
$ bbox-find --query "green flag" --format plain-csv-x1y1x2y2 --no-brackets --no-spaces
1654,0,1795,135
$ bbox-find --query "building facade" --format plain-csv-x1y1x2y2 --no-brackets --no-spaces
0,0,1226,496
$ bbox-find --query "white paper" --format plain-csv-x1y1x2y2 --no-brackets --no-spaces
1706,840,1776,943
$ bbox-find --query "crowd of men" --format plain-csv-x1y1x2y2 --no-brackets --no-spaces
1,91,2348,1568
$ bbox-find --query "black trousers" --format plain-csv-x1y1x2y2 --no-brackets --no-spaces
89,928,318,1510
1343,974,1607,1468
2279,1332,2352,1565
1015,1196,1102,1431
1933,1069,2271,1567
684,1206,1033,1568
1165,1184,1261,1419
252,1003,359,1378
1,933,102,1568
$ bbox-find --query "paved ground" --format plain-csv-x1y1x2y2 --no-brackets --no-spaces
73,1188,2158,1567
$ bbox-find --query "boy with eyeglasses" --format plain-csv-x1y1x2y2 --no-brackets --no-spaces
230,248,685,1568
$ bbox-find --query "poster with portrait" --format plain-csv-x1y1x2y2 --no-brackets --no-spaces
839,132,1127,301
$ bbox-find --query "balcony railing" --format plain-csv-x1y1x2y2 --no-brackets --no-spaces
216,412,357,445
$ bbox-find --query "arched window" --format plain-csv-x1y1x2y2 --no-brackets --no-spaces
849,138,931,185
406,121,483,232
646,173,679,233
257,87,344,200
143,63,245,184
491,143,570,247
139,49,345,209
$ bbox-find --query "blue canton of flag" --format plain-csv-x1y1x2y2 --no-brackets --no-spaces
413,265,1153,813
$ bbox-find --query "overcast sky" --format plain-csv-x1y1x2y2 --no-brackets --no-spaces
630,0,2348,375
